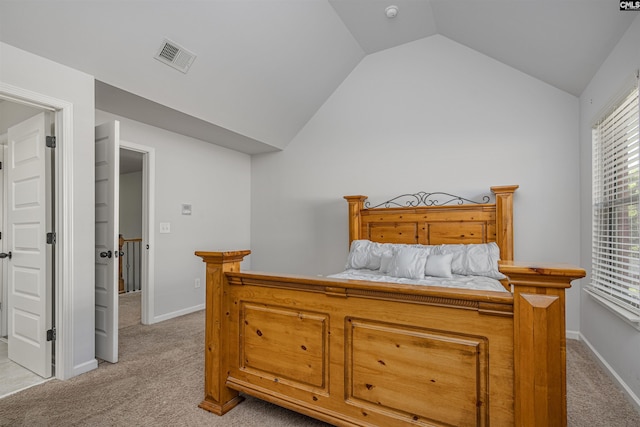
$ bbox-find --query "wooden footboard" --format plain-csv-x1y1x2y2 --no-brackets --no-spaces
196,251,584,426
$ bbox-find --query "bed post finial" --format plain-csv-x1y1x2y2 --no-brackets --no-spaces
491,185,518,261
344,195,367,248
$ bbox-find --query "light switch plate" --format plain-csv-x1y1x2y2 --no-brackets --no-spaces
159,222,171,233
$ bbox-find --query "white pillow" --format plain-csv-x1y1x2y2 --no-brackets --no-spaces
379,252,394,273
465,242,505,279
345,240,393,270
388,247,427,280
424,253,453,278
434,242,506,280
433,244,466,274
346,240,376,269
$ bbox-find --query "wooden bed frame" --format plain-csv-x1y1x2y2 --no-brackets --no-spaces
195,185,585,426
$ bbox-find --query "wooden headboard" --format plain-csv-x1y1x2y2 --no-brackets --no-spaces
345,185,518,261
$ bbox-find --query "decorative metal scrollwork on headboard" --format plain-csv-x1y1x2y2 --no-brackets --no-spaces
364,191,492,209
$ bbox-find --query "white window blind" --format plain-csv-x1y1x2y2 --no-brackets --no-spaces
591,83,640,315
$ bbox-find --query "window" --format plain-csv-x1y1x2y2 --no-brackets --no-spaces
591,80,640,318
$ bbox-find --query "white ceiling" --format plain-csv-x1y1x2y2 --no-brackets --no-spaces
330,0,636,97
0,1,635,155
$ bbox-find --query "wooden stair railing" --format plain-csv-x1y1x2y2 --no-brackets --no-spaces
118,235,143,293
118,234,125,293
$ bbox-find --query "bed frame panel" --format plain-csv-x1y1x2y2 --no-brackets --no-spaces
196,185,585,426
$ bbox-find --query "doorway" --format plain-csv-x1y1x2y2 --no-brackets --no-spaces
94,124,155,363
118,147,143,329
118,140,155,328
1,81,85,383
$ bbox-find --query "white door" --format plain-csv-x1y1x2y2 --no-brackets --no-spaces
0,144,6,339
6,112,53,378
95,121,119,363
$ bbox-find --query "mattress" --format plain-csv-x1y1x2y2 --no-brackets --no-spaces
327,268,508,293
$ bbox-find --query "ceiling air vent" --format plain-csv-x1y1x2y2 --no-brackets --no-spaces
154,38,196,73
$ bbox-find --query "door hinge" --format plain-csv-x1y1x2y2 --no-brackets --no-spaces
46,136,56,148
47,328,56,341
0,161,2,170
46,232,56,244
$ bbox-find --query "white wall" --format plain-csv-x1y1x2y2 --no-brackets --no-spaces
251,35,582,329
96,110,251,321
579,15,640,406
1,42,96,378
0,101,42,133
119,171,142,239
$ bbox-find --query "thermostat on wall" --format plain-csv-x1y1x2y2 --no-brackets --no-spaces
181,204,192,215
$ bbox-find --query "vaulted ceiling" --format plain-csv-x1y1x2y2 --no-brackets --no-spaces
0,1,635,154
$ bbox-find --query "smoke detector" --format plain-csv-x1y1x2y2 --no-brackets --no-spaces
385,5,399,18
154,38,196,73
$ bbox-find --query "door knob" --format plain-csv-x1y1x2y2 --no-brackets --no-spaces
99,250,112,258
0,251,12,259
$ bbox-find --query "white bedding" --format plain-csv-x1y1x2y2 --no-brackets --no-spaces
327,268,509,293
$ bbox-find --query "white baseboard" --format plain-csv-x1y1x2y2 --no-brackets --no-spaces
566,329,580,340
577,333,640,413
152,304,204,324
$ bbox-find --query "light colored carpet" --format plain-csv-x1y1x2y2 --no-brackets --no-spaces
0,310,328,427
566,339,640,427
1,309,638,426
119,291,141,330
